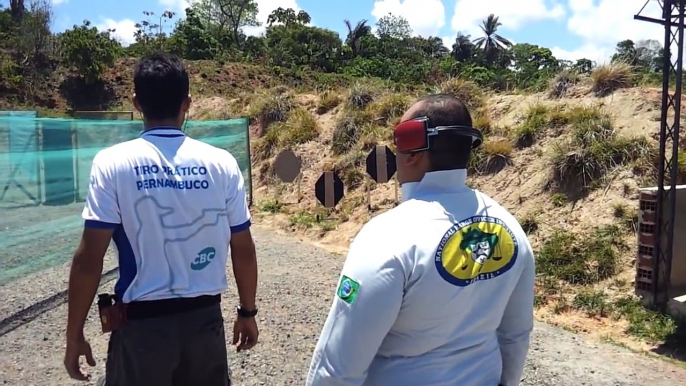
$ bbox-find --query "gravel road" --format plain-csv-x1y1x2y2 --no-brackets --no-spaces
0,226,684,385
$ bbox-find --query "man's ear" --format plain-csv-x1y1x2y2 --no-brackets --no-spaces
181,94,192,113
132,94,142,113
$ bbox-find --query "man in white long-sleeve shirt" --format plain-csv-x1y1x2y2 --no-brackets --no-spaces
307,94,535,386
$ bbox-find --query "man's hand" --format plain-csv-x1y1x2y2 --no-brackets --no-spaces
233,317,258,351
64,334,96,380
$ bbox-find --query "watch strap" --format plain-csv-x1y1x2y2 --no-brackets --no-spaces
236,306,258,318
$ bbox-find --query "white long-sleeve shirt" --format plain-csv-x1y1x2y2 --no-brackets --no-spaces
307,169,535,386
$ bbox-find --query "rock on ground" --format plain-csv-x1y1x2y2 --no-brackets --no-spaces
0,226,684,385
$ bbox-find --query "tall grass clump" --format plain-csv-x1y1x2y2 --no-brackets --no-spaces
252,108,318,160
247,89,296,129
332,110,372,155
591,62,634,97
345,81,381,110
470,137,513,175
367,93,412,124
436,78,484,111
550,109,655,197
548,70,580,99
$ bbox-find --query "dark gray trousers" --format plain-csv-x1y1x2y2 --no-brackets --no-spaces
104,303,230,386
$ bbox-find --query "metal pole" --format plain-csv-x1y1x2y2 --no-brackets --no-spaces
662,0,684,310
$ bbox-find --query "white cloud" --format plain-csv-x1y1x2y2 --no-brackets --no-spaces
52,0,68,5
96,19,138,46
450,0,565,38
562,0,666,62
370,0,446,37
551,43,614,65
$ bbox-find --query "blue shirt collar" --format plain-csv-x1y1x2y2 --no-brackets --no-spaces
140,127,186,138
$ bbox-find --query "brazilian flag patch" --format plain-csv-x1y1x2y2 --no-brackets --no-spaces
336,275,359,304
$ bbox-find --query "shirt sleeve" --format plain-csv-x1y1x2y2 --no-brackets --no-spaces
306,229,406,386
497,242,535,386
82,153,120,229
225,154,251,233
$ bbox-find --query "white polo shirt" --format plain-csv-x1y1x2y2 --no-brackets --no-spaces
307,169,535,386
81,127,251,303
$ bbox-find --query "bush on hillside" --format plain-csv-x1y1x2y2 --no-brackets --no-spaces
248,89,296,130
359,124,393,151
367,94,412,124
334,150,366,189
252,107,318,161
437,78,484,111
591,62,634,97
537,225,624,285
345,81,380,109
548,70,580,99
549,111,656,198
316,90,341,114
470,137,513,175
332,110,372,154
278,108,319,147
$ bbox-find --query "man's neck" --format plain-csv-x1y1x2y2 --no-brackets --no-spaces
143,119,182,131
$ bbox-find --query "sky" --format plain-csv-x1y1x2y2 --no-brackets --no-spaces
1,0,669,64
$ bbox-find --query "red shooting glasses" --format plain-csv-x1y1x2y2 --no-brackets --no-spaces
393,116,483,153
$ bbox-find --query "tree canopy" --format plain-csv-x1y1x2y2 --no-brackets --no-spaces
0,1,667,95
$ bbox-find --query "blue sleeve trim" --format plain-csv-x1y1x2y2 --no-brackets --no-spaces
84,220,120,229
230,219,251,234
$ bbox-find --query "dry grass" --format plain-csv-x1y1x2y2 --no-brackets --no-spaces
436,78,484,111
251,108,318,161
316,90,341,114
332,110,372,155
591,62,634,97
367,93,412,124
470,137,514,175
548,70,580,99
247,89,296,128
345,81,381,110
549,111,656,198
334,150,367,190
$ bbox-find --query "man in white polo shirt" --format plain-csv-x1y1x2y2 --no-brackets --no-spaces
307,94,534,386
63,53,259,385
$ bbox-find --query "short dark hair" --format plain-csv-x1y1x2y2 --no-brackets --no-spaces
133,54,189,121
406,94,474,171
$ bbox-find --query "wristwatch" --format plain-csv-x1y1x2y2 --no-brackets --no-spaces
236,305,258,318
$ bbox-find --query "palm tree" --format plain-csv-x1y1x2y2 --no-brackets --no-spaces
426,36,448,58
344,19,371,58
452,32,474,62
473,14,512,64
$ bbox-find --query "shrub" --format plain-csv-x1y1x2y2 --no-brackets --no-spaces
248,89,296,129
514,104,551,147
591,62,634,96
332,110,372,155
346,81,380,109
280,108,319,147
470,137,513,175
252,108,318,160
573,290,611,317
252,128,281,161
436,78,483,111
359,124,393,150
316,90,341,114
334,150,366,189
536,226,623,285
367,93,412,124
548,70,579,99
550,113,656,196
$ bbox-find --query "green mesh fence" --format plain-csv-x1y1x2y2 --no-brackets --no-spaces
0,114,251,285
